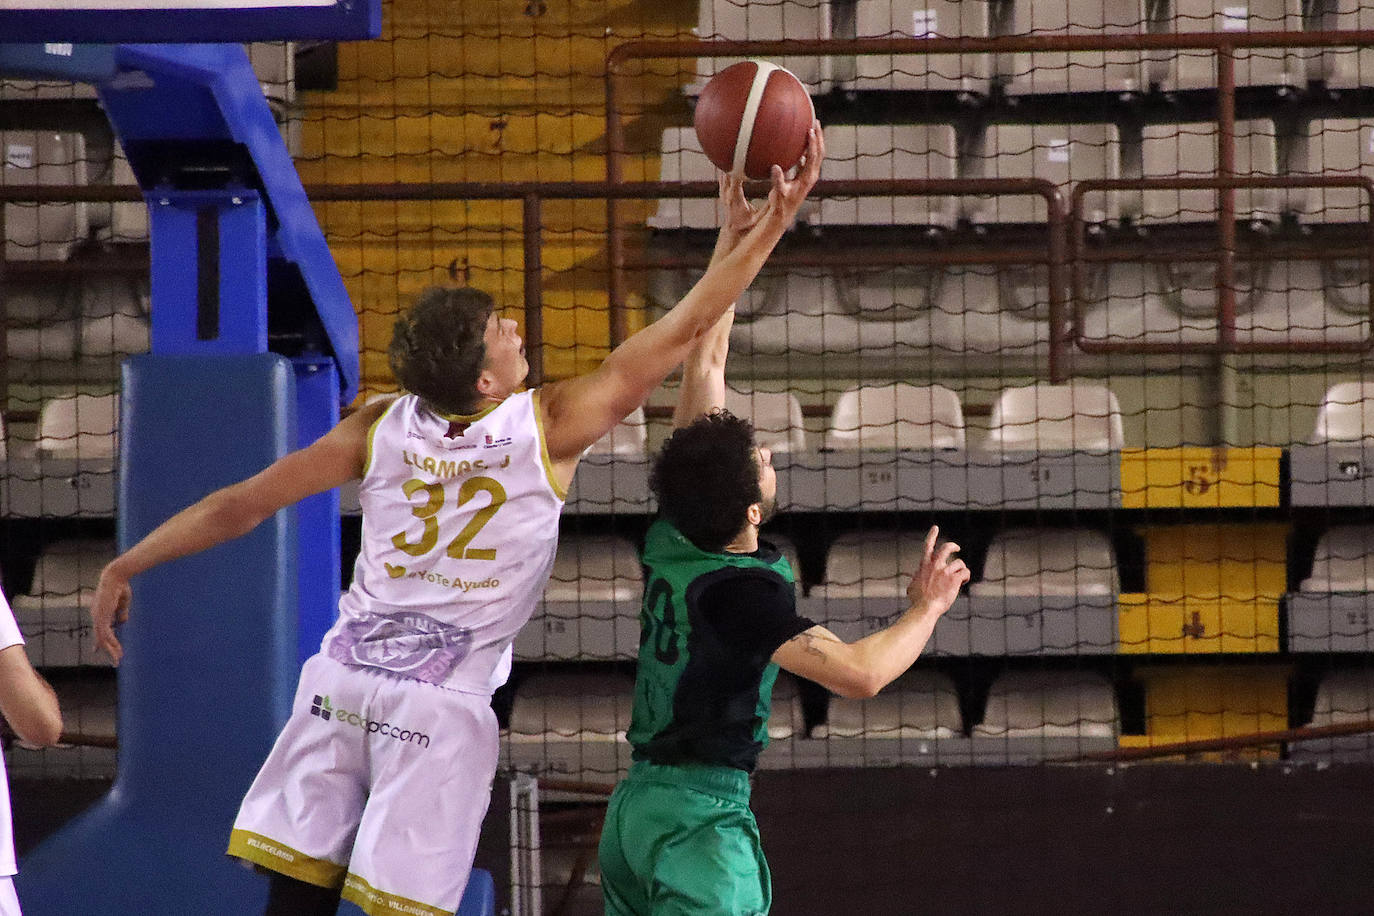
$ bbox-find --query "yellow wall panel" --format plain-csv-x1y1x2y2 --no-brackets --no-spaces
1123,665,1290,761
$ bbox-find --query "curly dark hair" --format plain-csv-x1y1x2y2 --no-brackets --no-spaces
388,286,495,415
651,409,762,553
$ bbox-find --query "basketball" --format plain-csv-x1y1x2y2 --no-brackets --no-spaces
693,60,815,180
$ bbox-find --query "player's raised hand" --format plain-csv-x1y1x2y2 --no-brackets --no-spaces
90,564,131,666
765,119,824,222
906,525,970,615
717,171,764,238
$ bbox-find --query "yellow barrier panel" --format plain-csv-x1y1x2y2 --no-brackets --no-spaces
1120,447,1282,508
1118,594,1281,654
1120,665,1290,761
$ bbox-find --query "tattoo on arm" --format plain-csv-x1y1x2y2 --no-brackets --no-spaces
789,632,830,662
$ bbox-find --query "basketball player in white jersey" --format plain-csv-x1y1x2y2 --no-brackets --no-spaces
0,590,64,916
88,125,823,916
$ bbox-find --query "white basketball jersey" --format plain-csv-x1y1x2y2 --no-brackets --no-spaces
323,391,565,694
0,593,21,879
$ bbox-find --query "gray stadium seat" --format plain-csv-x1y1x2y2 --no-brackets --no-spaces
584,405,647,458
1296,118,1374,225
1000,0,1144,96
815,670,962,740
1306,0,1373,89
849,0,993,95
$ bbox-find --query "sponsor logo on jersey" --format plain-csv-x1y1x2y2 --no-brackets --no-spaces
307,693,431,748
483,434,512,448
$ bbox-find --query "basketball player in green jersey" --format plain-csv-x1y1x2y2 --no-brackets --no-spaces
597,211,971,916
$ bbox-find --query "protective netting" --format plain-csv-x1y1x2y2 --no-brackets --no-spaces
8,0,1374,908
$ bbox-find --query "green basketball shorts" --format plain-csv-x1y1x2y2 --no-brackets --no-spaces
598,761,770,916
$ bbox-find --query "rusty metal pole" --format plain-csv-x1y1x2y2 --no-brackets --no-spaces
522,192,545,387
1216,43,1240,445
604,59,628,348
1046,185,1068,384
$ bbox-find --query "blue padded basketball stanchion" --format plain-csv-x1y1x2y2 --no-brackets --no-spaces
17,354,300,915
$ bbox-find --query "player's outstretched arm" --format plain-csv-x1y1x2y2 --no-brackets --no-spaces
89,399,390,665
772,526,969,699
0,645,62,747
540,122,824,464
671,173,762,428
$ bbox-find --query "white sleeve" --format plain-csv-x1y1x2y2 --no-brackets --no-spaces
0,594,24,651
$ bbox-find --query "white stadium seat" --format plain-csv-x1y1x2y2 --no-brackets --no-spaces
35,393,119,459
1309,668,1374,726
12,539,118,668
969,123,1121,225
850,0,993,95
507,672,636,742
1,130,90,261
970,528,1119,597
724,386,809,453
973,669,1118,738
984,383,1124,451
1137,119,1281,225
585,406,647,459
649,127,721,231
812,124,958,229
824,383,965,451
1000,0,1143,96
811,529,927,600
1310,382,1374,444
691,0,832,95
1147,0,1306,92
542,534,643,603
1299,526,1374,593
815,670,962,739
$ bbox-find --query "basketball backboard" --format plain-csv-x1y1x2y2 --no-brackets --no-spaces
0,0,381,42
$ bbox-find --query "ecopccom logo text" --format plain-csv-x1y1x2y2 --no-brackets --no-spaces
310,695,431,748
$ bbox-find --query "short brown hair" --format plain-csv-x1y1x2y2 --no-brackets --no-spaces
388,286,495,415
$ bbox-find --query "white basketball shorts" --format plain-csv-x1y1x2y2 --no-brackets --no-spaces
228,653,499,916
0,876,20,916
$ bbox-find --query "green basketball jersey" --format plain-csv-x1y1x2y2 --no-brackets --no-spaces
628,518,807,772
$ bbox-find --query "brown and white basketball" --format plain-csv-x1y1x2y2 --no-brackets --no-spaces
693,60,815,180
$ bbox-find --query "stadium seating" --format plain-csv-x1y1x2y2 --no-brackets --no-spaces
973,669,1119,738
12,538,117,668
34,392,119,459
723,386,809,453
823,383,965,451
1299,526,1374,593
811,124,958,229
1137,119,1281,225
77,277,151,358
649,127,723,232
815,670,963,740
505,671,636,781
970,528,1119,597
1309,668,1374,725
811,529,927,599
1147,0,1306,92
106,142,149,244
541,534,642,604
1303,0,1371,89
1,129,90,261
690,0,833,95
984,383,1124,451
969,123,1121,226
849,0,993,95
1309,382,1374,443
999,0,1144,96
1297,118,1374,225
584,405,647,458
